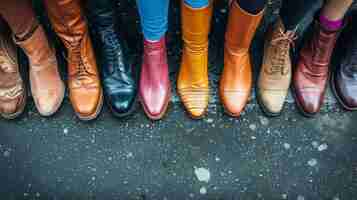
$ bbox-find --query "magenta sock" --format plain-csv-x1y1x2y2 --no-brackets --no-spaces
319,15,343,31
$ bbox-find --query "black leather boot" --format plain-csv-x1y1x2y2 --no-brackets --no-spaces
86,0,137,117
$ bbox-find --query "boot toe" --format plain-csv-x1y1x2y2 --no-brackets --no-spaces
109,93,136,116
71,88,102,119
260,90,287,114
140,89,170,120
221,90,249,117
0,99,20,116
179,89,209,119
297,91,321,115
35,88,64,116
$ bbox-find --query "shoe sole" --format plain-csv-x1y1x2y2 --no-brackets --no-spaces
1,88,27,120
330,72,357,111
140,87,171,121
76,89,104,121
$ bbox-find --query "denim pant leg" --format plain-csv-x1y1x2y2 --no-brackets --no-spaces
184,0,210,9
136,0,170,41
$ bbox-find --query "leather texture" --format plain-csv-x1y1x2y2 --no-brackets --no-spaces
45,0,103,121
333,26,357,110
220,2,264,117
0,28,26,119
139,37,171,120
293,22,340,116
178,2,213,119
258,18,296,116
15,25,64,117
87,3,137,117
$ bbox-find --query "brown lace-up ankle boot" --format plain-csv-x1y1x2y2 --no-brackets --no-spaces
44,0,103,120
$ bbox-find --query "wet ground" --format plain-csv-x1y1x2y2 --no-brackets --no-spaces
0,0,357,199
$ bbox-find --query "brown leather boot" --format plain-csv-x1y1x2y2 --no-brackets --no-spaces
257,18,297,116
293,22,341,117
177,2,213,119
220,2,264,117
44,0,103,121
0,28,26,119
14,25,65,116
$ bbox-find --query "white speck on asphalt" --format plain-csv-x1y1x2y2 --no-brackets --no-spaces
308,158,318,167
251,136,257,140
194,167,211,183
199,187,207,195
283,143,291,150
297,195,305,200
35,192,40,197
126,152,133,158
3,150,10,157
206,118,214,123
63,128,68,134
282,194,288,199
91,176,96,181
259,116,269,126
318,143,328,151
249,124,257,131
312,141,319,148
215,157,220,162
108,156,113,161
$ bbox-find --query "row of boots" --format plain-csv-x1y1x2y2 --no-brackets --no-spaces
0,0,135,120
0,1,355,121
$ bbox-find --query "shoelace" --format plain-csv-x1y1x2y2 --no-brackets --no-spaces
270,28,297,75
100,28,126,74
68,43,91,80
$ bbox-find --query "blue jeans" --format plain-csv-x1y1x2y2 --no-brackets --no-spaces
136,0,209,41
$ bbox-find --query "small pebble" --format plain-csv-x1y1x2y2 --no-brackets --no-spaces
259,116,269,126
206,118,214,123
297,195,305,200
249,124,257,131
199,187,207,195
318,143,328,152
3,150,10,157
283,143,291,150
308,158,318,167
282,194,288,199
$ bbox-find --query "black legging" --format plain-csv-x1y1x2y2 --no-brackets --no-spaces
236,0,321,30
280,0,322,30
236,0,267,15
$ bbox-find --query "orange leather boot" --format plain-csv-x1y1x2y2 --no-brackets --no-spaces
44,0,103,121
177,2,213,119
219,1,264,117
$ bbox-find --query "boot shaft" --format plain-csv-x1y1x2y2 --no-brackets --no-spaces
225,1,264,51
44,0,87,47
13,25,56,70
86,0,116,30
181,2,213,50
